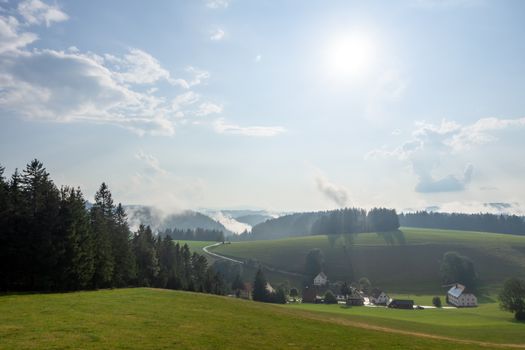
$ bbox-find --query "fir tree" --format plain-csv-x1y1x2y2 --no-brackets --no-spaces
252,268,269,302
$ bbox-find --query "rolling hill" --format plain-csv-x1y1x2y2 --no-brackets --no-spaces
125,206,234,235
0,288,520,349
210,227,525,293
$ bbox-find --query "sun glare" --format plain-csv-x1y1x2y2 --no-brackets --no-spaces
324,32,376,79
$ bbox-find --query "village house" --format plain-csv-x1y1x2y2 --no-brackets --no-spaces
313,272,328,286
302,285,320,303
239,282,252,300
368,288,389,305
265,282,275,294
387,299,414,309
447,283,477,307
346,295,364,306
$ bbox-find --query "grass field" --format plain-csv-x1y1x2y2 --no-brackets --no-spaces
211,228,525,293
288,298,525,345
0,288,521,349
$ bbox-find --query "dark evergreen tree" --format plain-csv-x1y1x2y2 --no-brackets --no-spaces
132,225,159,286
20,159,61,290
111,203,136,287
56,187,94,290
90,183,115,288
304,248,324,279
231,273,244,297
252,268,269,302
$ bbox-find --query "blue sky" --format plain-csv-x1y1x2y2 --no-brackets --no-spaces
1,0,524,214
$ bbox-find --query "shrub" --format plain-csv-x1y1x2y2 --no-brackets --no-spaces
432,296,442,308
324,290,337,304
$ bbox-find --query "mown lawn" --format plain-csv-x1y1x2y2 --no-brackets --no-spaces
0,288,501,350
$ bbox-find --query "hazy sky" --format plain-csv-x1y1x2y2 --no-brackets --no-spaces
1,0,524,214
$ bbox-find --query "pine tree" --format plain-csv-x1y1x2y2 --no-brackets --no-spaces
133,225,159,286
231,273,244,297
252,268,269,302
111,203,136,287
90,183,115,288
56,187,95,290
21,160,60,290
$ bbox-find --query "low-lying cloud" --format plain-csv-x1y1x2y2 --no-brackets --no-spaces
315,176,348,207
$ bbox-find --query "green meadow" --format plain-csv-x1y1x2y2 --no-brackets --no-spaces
288,299,525,345
0,288,520,350
211,227,525,293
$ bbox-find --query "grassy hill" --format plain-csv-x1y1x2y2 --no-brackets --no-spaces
0,288,521,349
210,227,525,293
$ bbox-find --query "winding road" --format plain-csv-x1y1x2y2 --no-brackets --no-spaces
202,242,305,278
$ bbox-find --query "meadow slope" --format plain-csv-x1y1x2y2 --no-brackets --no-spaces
212,228,525,293
0,288,522,349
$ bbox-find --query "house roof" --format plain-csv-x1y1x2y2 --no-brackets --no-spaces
448,283,467,298
388,299,413,305
370,288,385,298
315,272,327,280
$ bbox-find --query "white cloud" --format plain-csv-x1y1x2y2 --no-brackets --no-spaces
172,91,200,112
206,0,230,9
186,66,210,87
315,176,348,207
0,14,37,54
367,117,525,193
106,49,179,86
135,150,166,175
213,118,285,137
210,28,224,41
0,48,179,136
18,0,68,27
196,102,222,116
254,54,262,63
0,2,220,137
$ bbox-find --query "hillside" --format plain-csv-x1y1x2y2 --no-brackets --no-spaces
0,288,517,349
125,206,233,235
210,227,525,293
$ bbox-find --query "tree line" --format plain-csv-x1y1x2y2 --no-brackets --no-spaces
237,207,400,240
159,228,225,242
0,159,225,294
399,211,525,236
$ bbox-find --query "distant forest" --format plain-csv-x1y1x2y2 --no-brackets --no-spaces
0,160,226,294
159,228,225,242
236,207,399,241
399,211,525,235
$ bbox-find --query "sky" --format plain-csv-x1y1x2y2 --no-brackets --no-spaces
1,0,524,215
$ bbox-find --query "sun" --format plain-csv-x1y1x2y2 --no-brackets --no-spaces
324,32,376,79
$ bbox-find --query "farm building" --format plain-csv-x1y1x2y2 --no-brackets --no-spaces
387,299,414,309
313,272,328,286
346,296,364,306
447,284,477,307
302,285,318,303
368,288,389,305
239,282,251,300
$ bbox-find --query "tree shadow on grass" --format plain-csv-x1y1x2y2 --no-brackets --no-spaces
376,230,406,246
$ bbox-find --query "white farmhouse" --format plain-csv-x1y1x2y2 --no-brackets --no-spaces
313,272,328,286
369,289,389,305
447,284,477,307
